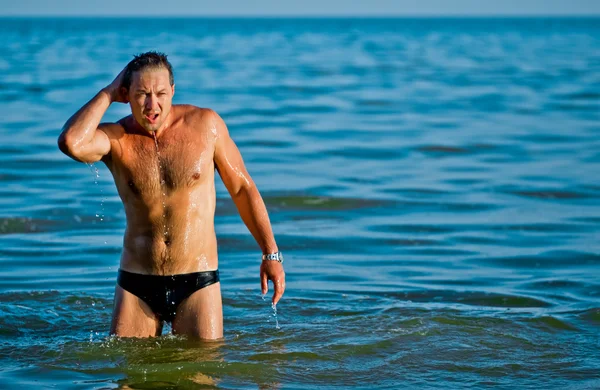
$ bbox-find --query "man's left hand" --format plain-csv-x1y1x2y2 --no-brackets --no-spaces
260,260,286,305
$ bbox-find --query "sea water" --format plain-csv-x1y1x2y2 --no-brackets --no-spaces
0,17,599,389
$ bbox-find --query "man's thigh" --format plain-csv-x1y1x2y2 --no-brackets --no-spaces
172,282,223,340
110,285,162,337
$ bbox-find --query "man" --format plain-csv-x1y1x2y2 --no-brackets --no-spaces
58,51,285,339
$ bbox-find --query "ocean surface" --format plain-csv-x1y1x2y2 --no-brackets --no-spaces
0,17,599,389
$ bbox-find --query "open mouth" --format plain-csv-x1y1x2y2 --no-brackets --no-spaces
145,113,159,123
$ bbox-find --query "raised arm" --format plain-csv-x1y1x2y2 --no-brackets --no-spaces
58,68,127,163
211,110,286,304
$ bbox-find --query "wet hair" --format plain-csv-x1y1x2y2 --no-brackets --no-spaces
122,51,174,90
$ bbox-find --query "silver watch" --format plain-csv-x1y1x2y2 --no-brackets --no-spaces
262,251,284,263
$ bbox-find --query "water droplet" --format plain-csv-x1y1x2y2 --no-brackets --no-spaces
270,302,280,330
88,164,106,232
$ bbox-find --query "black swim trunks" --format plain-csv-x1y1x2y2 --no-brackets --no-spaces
117,269,220,323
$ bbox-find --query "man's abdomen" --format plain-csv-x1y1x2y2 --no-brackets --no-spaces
120,201,218,275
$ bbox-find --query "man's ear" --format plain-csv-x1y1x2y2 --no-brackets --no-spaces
172,84,176,96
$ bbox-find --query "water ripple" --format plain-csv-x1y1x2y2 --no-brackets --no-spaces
0,17,599,389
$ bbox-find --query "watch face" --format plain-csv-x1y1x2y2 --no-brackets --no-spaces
263,252,283,262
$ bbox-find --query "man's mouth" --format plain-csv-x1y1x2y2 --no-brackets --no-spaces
145,113,159,124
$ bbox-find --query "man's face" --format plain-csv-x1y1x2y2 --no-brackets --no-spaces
127,67,175,133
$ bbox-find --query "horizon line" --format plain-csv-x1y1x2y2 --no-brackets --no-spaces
2,14,600,18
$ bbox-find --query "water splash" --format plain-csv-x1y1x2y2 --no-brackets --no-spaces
272,303,281,330
87,163,105,223
261,294,281,329
88,330,100,342
87,163,107,244
163,321,173,335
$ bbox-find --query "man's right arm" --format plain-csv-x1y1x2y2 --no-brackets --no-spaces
58,68,127,163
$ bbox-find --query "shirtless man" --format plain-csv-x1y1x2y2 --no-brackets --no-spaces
58,51,285,340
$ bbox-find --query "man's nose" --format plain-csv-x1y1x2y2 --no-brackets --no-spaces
145,94,158,110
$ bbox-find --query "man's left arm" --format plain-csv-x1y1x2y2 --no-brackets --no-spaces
210,110,286,304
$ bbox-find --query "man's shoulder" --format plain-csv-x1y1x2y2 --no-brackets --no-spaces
177,105,223,132
177,104,219,120
99,117,128,137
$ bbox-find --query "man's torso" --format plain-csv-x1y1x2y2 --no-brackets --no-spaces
102,105,219,275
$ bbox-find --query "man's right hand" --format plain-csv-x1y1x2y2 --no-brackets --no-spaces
104,67,129,104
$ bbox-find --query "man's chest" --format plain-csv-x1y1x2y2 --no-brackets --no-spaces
113,130,215,194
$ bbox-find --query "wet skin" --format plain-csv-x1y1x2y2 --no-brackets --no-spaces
58,67,285,339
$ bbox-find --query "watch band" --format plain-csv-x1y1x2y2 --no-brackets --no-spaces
262,251,284,263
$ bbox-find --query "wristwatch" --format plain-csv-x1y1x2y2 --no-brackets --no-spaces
262,251,284,263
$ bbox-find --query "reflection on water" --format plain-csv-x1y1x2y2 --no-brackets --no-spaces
0,17,599,389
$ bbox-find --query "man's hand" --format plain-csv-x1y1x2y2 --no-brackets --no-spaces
103,67,129,104
260,260,285,305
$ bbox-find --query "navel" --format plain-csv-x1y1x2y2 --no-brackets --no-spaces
127,179,140,195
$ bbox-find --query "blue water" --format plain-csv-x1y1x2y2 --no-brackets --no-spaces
0,17,599,389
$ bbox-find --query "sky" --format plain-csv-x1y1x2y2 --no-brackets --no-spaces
1,0,600,17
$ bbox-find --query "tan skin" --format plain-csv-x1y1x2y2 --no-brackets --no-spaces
58,66,285,339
